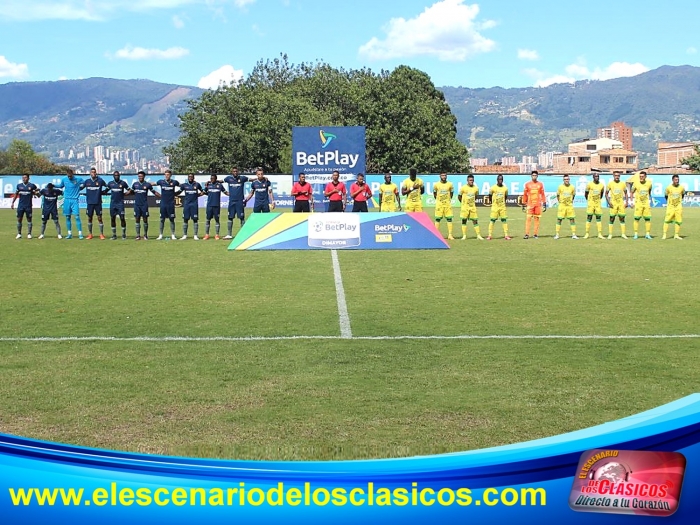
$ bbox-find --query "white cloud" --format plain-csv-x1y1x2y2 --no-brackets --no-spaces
197,65,244,89
517,49,539,61
110,45,190,60
528,60,650,87
172,15,185,29
234,0,256,7
58,76,68,81
0,55,29,79
359,0,496,62
687,47,697,55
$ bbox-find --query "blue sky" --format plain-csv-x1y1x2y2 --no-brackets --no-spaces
1,0,699,89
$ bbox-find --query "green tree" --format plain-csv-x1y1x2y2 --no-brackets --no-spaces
0,139,68,174
165,56,470,174
681,145,700,173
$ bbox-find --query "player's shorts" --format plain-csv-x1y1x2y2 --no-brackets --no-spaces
160,204,176,219
86,203,102,217
328,201,344,213
294,200,311,213
434,204,452,219
16,207,32,220
134,205,149,219
490,206,507,220
665,206,683,223
206,206,221,221
557,205,575,220
405,201,423,212
460,207,478,220
352,201,369,213
586,204,603,216
63,199,80,217
381,203,397,212
42,210,58,221
253,203,270,213
609,203,626,217
110,205,125,218
183,204,198,221
228,200,245,220
634,204,651,218
527,204,543,217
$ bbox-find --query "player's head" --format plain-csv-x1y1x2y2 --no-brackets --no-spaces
66,168,75,179
409,168,417,180
384,172,392,183
90,167,97,180
563,174,570,185
231,167,239,176
210,173,217,183
496,174,504,185
256,168,264,180
21,173,29,183
164,169,172,181
46,183,54,191
531,170,539,181
137,170,146,182
593,173,600,183
467,174,474,186
113,170,120,181
440,172,447,182
332,170,340,182
613,170,621,182
672,174,680,185
299,172,306,184
188,173,195,183
356,173,364,184
639,170,647,183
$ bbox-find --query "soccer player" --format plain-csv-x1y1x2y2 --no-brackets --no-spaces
11,174,39,239
155,169,181,240
488,174,511,240
203,174,228,240
523,170,546,239
324,170,346,212
245,168,275,213
458,174,483,240
555,174,577,239
606,171,628,239
433,172,455,239
38,183,63,239
401,168,425,212
224,167,248,239
350,173,372,212
584,173,605,239
105,170,130,240
663,174,686,240
54,168,84,239
292,172,314,213
82,167,108,240
378,172,401,212
131,171,156,240
631,170,653,240
180,173,203,240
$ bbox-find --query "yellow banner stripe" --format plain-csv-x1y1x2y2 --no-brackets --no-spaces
236,213,310,250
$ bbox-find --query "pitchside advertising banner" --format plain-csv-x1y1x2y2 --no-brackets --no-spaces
1,394,700,523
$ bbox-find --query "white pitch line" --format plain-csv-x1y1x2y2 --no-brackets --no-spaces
1,335,700,342
331,250,353,339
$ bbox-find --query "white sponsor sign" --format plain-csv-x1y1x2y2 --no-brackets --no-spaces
307,213,361,249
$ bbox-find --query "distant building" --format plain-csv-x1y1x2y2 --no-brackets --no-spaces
553,138,638,173
597,121,633,151
501,156,517,166
657,142,699,167
470,157,489,167
473,165,520,174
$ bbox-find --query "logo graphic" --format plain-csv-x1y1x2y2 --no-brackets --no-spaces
308,214,361,248
319,130,337,149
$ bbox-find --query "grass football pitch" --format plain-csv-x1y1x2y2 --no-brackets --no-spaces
0,207,699,460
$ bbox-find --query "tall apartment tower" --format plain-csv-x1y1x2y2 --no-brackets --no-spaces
597,121,633,151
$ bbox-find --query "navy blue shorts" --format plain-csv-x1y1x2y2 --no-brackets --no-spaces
206,206,221,221
160,204,176,220
110,205,125,218
253,203,270,213
228,201,245,220
42,210,58,221
17,207,32,220
183,204,199,221
134,205,149,219
87,203,102,217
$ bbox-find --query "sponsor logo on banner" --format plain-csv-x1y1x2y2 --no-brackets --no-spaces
375,234,392,243
569,449,686,517
308,213,361,248
319,130,337,149
292,126,366,180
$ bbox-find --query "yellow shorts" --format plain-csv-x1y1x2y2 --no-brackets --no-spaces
586,204,602,216
435,205,453,219
665,207,683,223
405,201,423,213
609,203,626,216
557,205,575,220
460,207,478,220
634,204,651,218
490,206,507,220
381,203,397,213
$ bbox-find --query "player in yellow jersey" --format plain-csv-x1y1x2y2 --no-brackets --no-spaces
554,174,577,239
606,171,629,239
663,174,687,240
584,173,605,239
378,173,401,212
631,170,653,239
487,174,511,240
401,168,425,212
458,174,484,240
433,172,455,239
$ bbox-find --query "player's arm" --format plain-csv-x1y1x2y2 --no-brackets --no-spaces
420,182,425,195
10,186,19,208
584,184,590,201
291,184,300,198
323,184,336,198
268,183,275,210
401,182,410,196
605,186,612,207
351,184,364,199
244,188,254,203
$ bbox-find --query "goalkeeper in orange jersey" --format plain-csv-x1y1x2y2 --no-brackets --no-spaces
522,170,546,239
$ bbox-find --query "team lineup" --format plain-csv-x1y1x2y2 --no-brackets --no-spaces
10,167,690,241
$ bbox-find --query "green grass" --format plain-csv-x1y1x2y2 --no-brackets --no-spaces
0,208,699,460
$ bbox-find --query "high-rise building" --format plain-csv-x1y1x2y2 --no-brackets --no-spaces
597,121,633,151
94,145,106,161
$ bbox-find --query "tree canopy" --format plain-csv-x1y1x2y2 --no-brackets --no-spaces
164,55,470,174
0,139,68,175
681,145,700,173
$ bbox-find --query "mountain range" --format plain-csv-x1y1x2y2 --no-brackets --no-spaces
1,65,700,166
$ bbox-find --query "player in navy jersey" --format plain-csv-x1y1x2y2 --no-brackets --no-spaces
245,168,275,213
105,171,130,239
38,183,63,239
223,167,249,239
203,174,229,240
155,169,181,240
131,171,156,240
11,174,39,239
180,174,203,240
82,167,108,239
